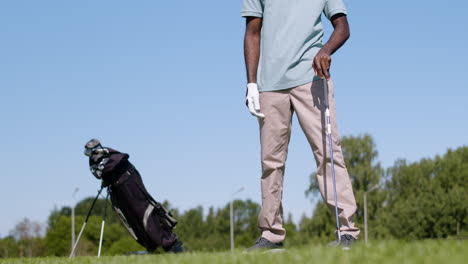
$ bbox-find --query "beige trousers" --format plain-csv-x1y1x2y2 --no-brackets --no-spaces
258,79,360,243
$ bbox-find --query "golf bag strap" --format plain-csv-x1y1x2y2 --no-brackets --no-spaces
115,166,178,229
134,182,178,229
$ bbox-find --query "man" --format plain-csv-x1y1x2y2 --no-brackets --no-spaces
241,0,360,250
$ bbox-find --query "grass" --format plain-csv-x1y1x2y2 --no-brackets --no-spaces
1,240,466,264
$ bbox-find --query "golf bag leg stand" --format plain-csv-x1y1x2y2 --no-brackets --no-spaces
97,189,110,257
323,78,342,242
69,185,105,259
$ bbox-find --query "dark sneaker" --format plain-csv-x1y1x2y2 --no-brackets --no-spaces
327,234,356,250
167,240,184,253
247,237,284,251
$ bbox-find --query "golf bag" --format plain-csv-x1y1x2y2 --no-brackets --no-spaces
85,139,182,253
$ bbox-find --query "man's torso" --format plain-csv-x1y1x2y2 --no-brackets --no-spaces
241,0,347,92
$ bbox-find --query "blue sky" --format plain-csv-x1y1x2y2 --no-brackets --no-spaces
0,0,467,237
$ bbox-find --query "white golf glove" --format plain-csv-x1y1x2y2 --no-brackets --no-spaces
246,83,265,118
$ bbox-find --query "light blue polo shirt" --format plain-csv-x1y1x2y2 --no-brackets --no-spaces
241,0,347,92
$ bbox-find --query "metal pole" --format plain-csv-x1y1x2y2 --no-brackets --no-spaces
364,185,379,245
71,206,75,252
229,187,244,252
71,187,79,257
364,193,368,245
230,200,234,252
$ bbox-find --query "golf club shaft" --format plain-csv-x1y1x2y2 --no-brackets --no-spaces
323,78,342,241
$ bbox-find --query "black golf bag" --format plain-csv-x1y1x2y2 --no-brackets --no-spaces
85,140,182,253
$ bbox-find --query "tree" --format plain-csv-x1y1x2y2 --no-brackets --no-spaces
382,147,468,239
232,199,261,248
299,202,335,241
162,199,261,251
45,215,74,256
433,147,468,237
382,159,436,239
0,236,17,258
9,218,44,257
175,206,205,251
74,197,122,225
283,213,299,246
107,237,144,255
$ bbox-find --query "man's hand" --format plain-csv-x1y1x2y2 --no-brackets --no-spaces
313,48,332,80
313,14,350,80
246,83,265,118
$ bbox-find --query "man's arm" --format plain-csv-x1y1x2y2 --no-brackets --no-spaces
313,13,350,79
244,17,262,83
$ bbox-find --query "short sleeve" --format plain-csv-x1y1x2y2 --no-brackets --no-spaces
241,0,264,18
324,0,347,20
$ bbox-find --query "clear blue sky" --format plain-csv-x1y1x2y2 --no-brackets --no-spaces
0,0,467,237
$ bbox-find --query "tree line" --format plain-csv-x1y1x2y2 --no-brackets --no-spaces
1,135,466,257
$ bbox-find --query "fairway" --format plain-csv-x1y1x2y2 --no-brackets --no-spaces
1,240,466,264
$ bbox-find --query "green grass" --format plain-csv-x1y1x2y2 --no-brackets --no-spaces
1,240,466,264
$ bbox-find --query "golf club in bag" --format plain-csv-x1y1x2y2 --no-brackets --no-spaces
70,139,183,258
323,78,342,243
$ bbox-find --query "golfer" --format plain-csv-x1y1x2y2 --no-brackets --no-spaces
242,0,360,249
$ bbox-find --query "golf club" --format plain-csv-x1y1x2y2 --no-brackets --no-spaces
323,78,342,243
